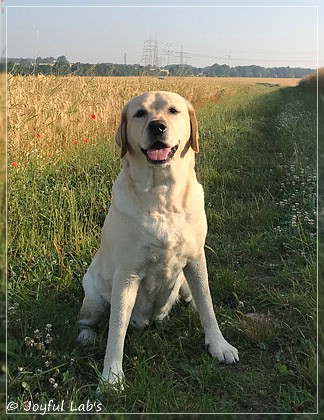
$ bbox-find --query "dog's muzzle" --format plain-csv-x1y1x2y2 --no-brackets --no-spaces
142,120,178,164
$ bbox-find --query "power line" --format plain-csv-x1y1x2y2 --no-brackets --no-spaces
171,49,315,64
140,38,315,67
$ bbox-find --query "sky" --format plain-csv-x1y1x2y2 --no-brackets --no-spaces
1,0,323,69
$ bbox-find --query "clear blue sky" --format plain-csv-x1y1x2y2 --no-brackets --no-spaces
2,0,323,69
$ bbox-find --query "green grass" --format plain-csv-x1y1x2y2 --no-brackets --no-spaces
7,83,317,414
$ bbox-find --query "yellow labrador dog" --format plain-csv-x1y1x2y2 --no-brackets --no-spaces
77,91,239,388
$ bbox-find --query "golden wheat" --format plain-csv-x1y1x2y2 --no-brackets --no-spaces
7,75,299,162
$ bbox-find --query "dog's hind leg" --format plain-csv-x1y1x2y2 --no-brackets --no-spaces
153,272,189,322
77,255,109,345
179,275,193,303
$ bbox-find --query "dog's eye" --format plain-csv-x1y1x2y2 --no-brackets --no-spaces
134,109,147,118
168,107,179,114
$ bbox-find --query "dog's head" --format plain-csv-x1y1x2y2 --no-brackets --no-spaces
115,91,198,165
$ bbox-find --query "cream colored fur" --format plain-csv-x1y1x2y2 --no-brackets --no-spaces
77,91,239,389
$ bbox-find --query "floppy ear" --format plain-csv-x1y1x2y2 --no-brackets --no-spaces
115,104,128,158
186,100,199,153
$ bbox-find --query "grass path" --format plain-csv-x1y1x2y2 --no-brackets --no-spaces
7,82,317,414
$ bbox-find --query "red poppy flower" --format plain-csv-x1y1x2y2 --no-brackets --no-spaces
83,138,89,143
73,140,78,145
90,113,96,120
11,162,17,167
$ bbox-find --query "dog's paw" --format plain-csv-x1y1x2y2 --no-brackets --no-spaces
96,369,125,394
130,316,149,329
154,311,169,322
206,335,239,364
77,328,97,345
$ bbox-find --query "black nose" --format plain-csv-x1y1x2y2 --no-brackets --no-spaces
148,120,167,136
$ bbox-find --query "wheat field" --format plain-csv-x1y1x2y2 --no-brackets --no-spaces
7,75,299,164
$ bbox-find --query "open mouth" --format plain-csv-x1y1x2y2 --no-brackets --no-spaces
141,142,179,165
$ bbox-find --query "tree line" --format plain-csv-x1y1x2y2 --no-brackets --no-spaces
3,55,313,79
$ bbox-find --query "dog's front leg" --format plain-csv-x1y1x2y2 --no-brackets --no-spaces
184,253,239,364
100,271,141,389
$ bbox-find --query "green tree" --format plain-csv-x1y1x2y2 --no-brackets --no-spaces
53,56,71,76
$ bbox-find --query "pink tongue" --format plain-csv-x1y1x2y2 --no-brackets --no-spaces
147,147,171,161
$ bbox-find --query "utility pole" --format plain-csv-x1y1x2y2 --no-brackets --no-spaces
153,33,159,68
180,45,184,66
33,28,39,68
142,38,154,66
175,45,190,69
165,43,172,66
142,35,162,68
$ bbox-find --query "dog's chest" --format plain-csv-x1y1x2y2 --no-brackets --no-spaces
139,213,195,279
145,241,184,279
137,241,185,312
143,211,186,246
132,221,191,325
